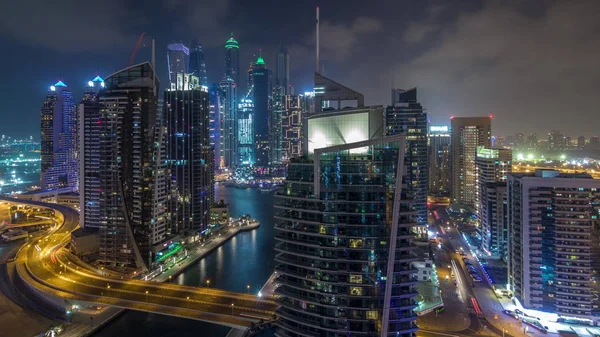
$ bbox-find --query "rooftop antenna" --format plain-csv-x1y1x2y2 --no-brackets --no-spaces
316,6,320,73
152,38,156,97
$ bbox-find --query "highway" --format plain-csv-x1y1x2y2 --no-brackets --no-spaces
2,196,278,329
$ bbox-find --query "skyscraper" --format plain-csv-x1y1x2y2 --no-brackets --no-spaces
275,134,418,337
219,78,237,168
475,147,511,258
270,85,284,165
224,33,240,87
251,54,272,167
208,84,225,169
41,81,78,191
96,62,168,271
385,88,429,237
428,125,451,196
79,76,105,229
280,94,303,162
165,73,213,238
167,43,189,88
237,90,254,166
189,40,208,87
275,44,289,94
450,116,492,207
508,169,600,322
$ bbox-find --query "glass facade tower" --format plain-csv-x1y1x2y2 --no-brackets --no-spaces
274,134,419,337
251,55,272,167
189,40,208,87
40,81,78,191
167,43,190,88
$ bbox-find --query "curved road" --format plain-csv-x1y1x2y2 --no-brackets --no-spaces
2,196,277,329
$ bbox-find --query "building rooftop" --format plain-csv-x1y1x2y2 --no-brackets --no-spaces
225,34,239,49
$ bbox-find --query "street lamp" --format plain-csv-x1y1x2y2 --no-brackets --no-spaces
247,285,250,293
206,280,210,288
145,290,149,302
168,275,172,283
186,296,190,309
231,303,234,315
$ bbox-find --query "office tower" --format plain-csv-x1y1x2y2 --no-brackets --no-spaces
314,72,364,112
165,73,213,237
577,136,586,150
189,40,208,86
96,62,167,270
588,136,600,150
548,130,564,150
385,88,428,237
275,44,289,94
167,43,189,88
527,133,538,150
476,147,511,258
40,81,78,191
79,76,105,229
450,116,492,207
275,134,418,337
224,33,240,87
281,94,303,162
507,169,600,321
208,84,225,169
493,136,504,148
237,91,254,166
428,125,451,196
515,133,525,149
219,78,237,168
251,54,272,167
270,85,284,165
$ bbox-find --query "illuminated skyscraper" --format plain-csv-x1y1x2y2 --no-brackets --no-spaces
96,62,168,271
165,73,213,237
208,84,225,169
428,125,451,196
40,81,78,191
219,78,237,168
281,94,303,162
79,76,105,229
224,34,240,87
270,85,284,165
189,40,208,87
167,43,189,88
237,90,254,166
385,88,428,237
251,54,272,167
451,116,492,206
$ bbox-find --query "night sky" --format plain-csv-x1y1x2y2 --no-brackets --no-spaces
1,0,599,139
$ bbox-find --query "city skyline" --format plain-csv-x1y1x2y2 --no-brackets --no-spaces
2,1,600,138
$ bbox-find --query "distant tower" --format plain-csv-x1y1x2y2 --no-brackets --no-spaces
40,81,77,191
220,78,237,168
224,33,240,86
275,44,290,94
189,40,208,86
251,52,272,167
167,43,190,88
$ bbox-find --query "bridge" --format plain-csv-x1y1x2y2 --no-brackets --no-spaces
3,196,278,330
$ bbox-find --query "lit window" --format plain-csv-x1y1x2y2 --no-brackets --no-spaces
350,287,363,296
366,311,378,320
350,275,363,284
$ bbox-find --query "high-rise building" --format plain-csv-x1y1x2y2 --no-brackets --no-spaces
167,43,189,88
219,78,237,168
428,125,451,196
450,116,492,207
237,90,254,166
79,76,105,229
476,147,511,258
208,84,225,169
385,88,428,236
527,133,538,150
275,44,289,94
514,133,525,149
251,54,272,167
508,169,600,322
41,81,78,191
96,62,168,270
224,34,240,87
577,136,586,150
189,40,208,87
281,94,303,162
270,85,284,165
588,136,600,150
274,134,418,337
548,130,564,151
165,73,213,238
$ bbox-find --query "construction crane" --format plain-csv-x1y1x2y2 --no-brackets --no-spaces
129,32,146,66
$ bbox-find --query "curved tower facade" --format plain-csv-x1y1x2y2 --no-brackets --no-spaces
224,34,240,85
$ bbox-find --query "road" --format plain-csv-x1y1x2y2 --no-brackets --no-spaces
2,196,278,330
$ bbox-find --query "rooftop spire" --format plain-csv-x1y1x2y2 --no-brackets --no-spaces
225,33,239,49
256,49,265,65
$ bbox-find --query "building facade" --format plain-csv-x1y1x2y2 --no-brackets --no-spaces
96,62,168,271
385,88,428,237
167,43,189,88
165,73,213,238
189,40,208,87
208,84,225,169
79,76,105,229
224,34,240,89
428,125,451,196
275,44,289,94
508,169,600,323
450,116,492,207
281,94,303,163
251,55,272,167
476,147,511,258
237,92,255,166
270,85,284,165
274,134,418,337
41,81,78,191
219,78,237,168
